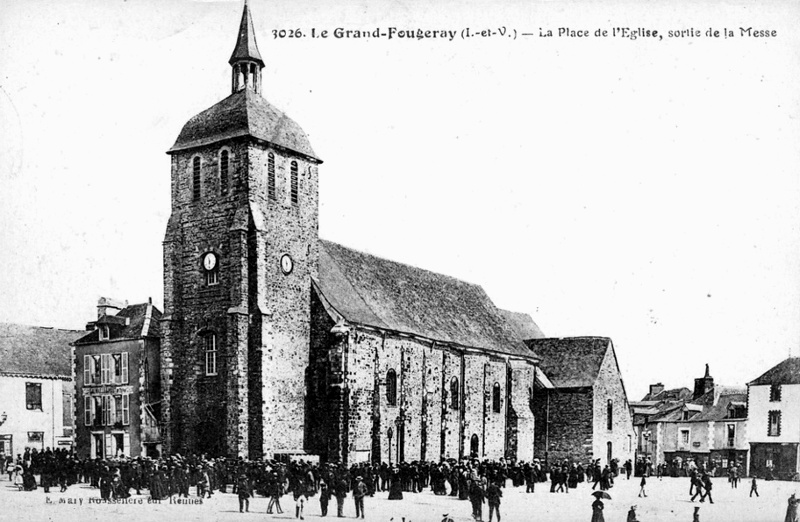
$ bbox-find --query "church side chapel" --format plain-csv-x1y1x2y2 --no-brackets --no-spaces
161,2,552,464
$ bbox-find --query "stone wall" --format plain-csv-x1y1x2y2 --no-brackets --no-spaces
532,388,593,463
591,345,635,465
308,320,535,464
162,138,319,459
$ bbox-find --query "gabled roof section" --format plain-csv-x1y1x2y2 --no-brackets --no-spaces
641,387,692,402
0,323,83,378
499,309,545,340
74,303,162,345
315,240,533,358
749,357,800,386
229,1,264,66
524,337,610,388
168,89,319,161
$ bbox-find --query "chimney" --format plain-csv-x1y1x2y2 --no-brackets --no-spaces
649,383,665,398
97,297,127,319
693,364,714,399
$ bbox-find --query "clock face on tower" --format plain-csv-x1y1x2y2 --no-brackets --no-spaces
203,252,217,271
280,254,293,275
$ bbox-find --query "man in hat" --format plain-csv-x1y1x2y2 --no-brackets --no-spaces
626,505,639,522
237,473,252,513
353,476,367,519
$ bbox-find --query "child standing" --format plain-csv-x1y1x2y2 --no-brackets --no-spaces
638,475,647,498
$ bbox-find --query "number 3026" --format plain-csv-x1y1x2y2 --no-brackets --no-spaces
272,29,304,38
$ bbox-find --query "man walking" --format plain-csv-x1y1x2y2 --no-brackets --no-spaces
749,477,759,497
700,473,713,504
353,476,367,519
237,473,252,513
487,480,502,522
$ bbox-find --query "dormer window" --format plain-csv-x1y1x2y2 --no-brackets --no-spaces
99,325,110,341
683,410,690,421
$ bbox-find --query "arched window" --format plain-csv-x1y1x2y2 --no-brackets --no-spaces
492,382,501,413
607,399,613,430
290,160,298,205
204,333,217,376
267,152,276,200
192,156,201,201
386,369,397,406
219,150,229,195
450,377,459,410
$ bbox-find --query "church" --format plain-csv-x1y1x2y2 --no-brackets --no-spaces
160,3,580,464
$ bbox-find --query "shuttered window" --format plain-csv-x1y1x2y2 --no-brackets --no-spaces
121,352,128,384
100,354,111,384
84,396,92,426
84,355,93,385
220,150,229,195
122,394,130,425
290,161,298,205
192,156,201,201
268,153,276,200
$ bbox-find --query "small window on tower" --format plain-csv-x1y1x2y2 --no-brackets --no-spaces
268,153,276,200
192,156,201,201
290,160,298,205
220,150,229,196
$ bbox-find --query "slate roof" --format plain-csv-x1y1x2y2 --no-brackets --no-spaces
74,303,162,345
168,89,319,161
315,240,533,358
648,387,747,423
749,357,800,386
0,323,83,378
229,2,264,66
499,309,545,340
523,337,611,388
641,387,692,402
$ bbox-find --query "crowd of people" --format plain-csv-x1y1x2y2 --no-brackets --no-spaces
2,447,634,520
3,448,799,521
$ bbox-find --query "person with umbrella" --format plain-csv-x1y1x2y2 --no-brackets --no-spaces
591,491,610,522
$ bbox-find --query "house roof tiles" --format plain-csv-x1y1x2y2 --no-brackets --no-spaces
749,357,800,386
523,337,611,388
0,323,83,378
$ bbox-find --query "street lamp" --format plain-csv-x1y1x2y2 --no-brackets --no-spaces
387,427,394,465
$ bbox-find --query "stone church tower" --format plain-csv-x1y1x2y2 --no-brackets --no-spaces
161,2,321,459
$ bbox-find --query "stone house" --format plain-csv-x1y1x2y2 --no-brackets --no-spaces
747,357,800,480
630,384,691,467
0,323,81,457
525,337,635,466
73,298,162,458
648,366,749,474
160,3,548,463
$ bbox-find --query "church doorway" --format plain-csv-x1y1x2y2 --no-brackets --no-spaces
470,434,480,458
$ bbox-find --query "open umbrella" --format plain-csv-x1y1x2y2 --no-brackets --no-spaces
592,491,612,500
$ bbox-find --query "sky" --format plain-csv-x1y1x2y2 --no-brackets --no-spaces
1,0,799,400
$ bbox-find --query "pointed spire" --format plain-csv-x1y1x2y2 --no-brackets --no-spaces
229,0,264,67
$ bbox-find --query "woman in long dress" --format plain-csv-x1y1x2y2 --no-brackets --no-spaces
388,468,403,500
785,493,799,522
590,498,605,522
